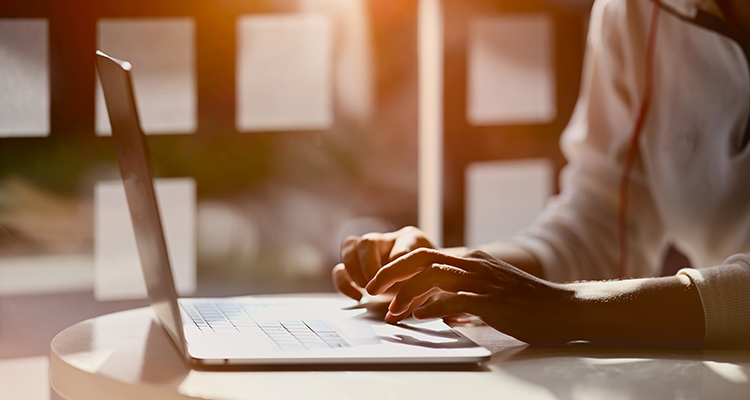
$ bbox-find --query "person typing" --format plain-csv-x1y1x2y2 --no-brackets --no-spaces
332,0,750,348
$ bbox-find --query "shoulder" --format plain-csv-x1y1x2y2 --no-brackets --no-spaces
589,0,651,44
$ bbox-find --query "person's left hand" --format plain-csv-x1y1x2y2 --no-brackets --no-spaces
365,249,577,346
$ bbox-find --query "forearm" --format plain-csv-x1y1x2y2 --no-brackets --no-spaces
563,275,705,346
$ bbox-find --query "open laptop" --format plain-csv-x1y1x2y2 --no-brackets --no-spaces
95,50,491,366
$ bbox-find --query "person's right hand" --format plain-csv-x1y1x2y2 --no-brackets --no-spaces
332,226,435,301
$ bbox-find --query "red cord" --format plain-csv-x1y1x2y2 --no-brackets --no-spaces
617,0,661,279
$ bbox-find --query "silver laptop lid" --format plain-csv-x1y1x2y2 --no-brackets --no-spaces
95,50,187,358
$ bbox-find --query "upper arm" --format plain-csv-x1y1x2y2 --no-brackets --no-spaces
508,0,666,282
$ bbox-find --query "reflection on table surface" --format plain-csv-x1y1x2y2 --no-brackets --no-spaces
51,296,750,400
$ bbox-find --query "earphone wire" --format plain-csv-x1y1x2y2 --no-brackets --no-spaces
617,0,661,279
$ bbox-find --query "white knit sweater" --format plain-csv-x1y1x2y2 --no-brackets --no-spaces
496,0,750,346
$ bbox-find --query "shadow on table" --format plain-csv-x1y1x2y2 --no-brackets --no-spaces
487,343,750,400
139,320,192,384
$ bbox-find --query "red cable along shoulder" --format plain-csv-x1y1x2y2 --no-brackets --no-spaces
617,0,661,279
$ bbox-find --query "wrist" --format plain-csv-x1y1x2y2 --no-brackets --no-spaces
551,282,587,343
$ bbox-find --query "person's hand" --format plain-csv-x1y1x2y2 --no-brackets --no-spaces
332,226,435,301
366,249,576,346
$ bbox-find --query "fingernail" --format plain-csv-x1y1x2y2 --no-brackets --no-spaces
388,303,406,317
385,312,400,324
388,309,405,317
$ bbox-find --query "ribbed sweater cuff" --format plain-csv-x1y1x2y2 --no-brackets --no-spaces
678,257,750,348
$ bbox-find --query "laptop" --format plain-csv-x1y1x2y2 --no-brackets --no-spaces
95,50,491,366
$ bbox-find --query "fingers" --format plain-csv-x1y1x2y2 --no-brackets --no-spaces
388,263,487,316
366,249,468,295
341,233,396,288
384,287,442,324
388,226,434,261
339,227,434,291
340,236,372,288
358,233,386,282
412,293,483,320
332,263,364,301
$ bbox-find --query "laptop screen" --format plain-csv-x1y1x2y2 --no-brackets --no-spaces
95,50,187,357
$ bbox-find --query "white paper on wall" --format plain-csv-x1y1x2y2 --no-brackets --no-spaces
0,255,93,296
0,19,49,137
467,15,555,125
94,178,196,301
465,158,553,248
96,18,196,135
236,14,332,131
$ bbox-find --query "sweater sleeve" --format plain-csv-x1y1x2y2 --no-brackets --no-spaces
678,255,750,347
488,0,667,282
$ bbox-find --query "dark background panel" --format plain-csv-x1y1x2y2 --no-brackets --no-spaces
441,0,591,247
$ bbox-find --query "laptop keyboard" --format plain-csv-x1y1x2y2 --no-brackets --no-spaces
181,301,351,351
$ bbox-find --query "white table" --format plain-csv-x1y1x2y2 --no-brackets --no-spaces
50,295,750,399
